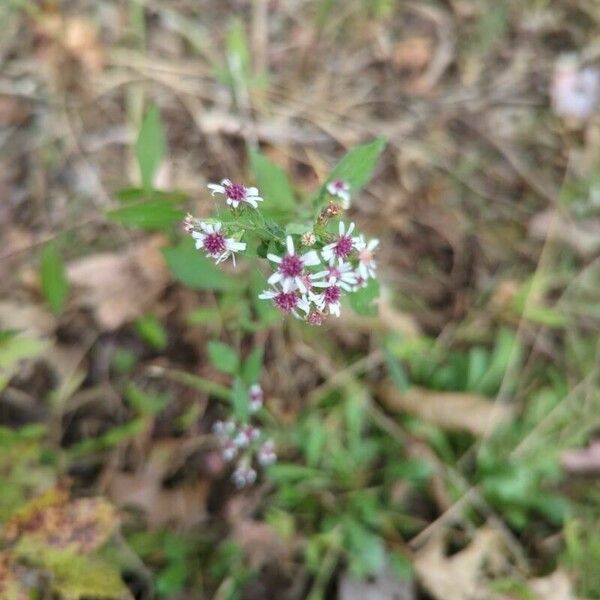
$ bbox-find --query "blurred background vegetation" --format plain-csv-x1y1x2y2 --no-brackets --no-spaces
0,1,599,599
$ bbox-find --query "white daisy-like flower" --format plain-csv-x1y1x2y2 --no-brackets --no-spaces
355,234,379,280
258,286,312,319
191,221,246,266
257,440,277,466
313,260,357,291
249,384,263,413
327,179,351,209
321,221,358,266
310,283,342,317
207,178,263,209
267,235,320,293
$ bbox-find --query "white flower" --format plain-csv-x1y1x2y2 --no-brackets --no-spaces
232,465,257,488
552,56,600,121
259,286,312,319
327,179,351,208
310,283,342,317
208,178,263,209
257,440,277,466
313,260,357,291
321,221,358,265
267,235,320,292
191,221,246,266
249,384,263,413
355,234,379,280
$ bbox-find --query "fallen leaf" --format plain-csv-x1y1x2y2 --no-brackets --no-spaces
529,210,600,258
529,570,576,600
561,441,600,475
67,237,169,330
393,37,434,72
4,489,120,554
339,566,415,600
231,520,289,571
414,527,504,600
378,383,514,436
104,442,209,528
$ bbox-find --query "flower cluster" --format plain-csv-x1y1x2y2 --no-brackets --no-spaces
184,177,379,325
259,222,379,325
212,384,276,489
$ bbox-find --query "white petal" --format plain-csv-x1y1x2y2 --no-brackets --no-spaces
208,184,225,196
246,198,258,208
339,221,344,236
227,240,246,251
329,303,341,317
259,290,277,299
296,277,307,294
214,222,222,232
195,238,205,250
220,178,232,186
286,235,295,255
246,187,259,195
368,239,380,250
359,263,368,280
282,278,293,292
312,281,330,289
347,222,355,236
191,231,204,239
302,250,320,266
267,253,282,264
268,272,282,285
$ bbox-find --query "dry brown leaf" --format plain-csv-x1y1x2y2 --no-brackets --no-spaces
67,237,169,330
378,383,514,436
414,527,504,600
529,210,600,258
561,441,600,475
529,570,576,600
104,443,209,528
0,302,55,337
393,37,434,72
339,567,415,600
4,488,119,554
231,520,289,571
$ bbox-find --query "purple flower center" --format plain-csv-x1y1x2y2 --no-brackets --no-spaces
308,311,323,326
225,183,247,201
333,179,345,190
280,254,304,278
274,292,299,313
328,266,341,280
324,286,341,304
203,232,226,255
334,235,353,258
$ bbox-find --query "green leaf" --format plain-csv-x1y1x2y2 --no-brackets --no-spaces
162,238,237,291
136,104,166,192
134,314,168,350
344,519,386,577
106,200,184,230
231,377,249,421
317,137,386,206
116,187,189,204
249,149,296,219
207,341,239,375
242,345,263,384
126,384,169,415
40,243,69,315
349,279,380,316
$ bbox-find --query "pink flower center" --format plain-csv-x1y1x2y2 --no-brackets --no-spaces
280,254,304,278
274,291,299,312
334,235,353,258
203,232,226,256
359,248,374,264
324,286,341,304
333,179,345,190
225,183,247,201
328,266,341,280
308,311,323,326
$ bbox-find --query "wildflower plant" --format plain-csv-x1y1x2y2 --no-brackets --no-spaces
108,105,386,487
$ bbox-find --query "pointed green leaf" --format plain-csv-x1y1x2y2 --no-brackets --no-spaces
40,243,69,315
207,341,239,375
107,200,184,230
249,149,296,219
136,105,166,192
